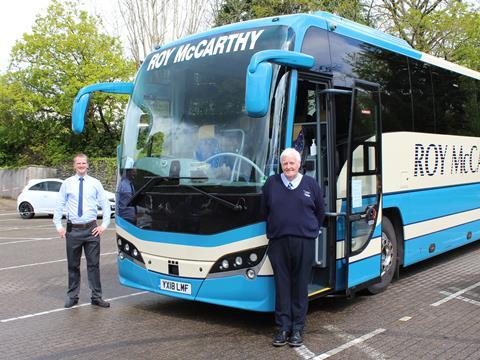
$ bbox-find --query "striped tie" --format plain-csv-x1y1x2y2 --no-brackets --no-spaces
287,182,293,190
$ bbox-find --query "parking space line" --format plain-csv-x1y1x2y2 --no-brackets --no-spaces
0,238,57,245
0,225,57,231
0,212,20,216
311,328,386,360
0,291,148,323
431,280,480,307
322,325,387,359
294,328,386,360
440,291,480,307
0,251,117,271
294,345,316,359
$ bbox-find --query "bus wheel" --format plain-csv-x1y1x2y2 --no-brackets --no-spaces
367,217,397,294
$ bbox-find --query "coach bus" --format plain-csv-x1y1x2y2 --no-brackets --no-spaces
72,11,480,311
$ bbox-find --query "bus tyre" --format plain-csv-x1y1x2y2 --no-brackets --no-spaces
367,217,397,294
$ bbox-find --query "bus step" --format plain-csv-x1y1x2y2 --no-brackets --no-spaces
307,284,332,298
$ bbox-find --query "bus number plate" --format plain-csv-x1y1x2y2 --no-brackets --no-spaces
160,279,192,295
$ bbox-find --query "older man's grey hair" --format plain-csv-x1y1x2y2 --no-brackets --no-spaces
280,148,301,162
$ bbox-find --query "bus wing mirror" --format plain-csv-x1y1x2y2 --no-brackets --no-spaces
245,50,314,118
245,62,273,118
72,92,91,134
72,82,134,134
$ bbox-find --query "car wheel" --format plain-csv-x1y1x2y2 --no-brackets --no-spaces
19,202,35,219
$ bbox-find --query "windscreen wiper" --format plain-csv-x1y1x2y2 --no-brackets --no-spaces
127,176,207,206
184,184,247,212
128,176,246,211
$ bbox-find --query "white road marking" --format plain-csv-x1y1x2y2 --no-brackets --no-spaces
0,212,20,216
322,325,387,360
0,251,117,271
294,345,316,359
440,291,480,307
294,327,386,360
398,316,412,322
0,237,57,245
0,291,148,323
431,280,480,307
299,328,386,360
1,225,56,231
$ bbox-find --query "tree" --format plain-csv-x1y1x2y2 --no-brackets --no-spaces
0,0,136,167
213,0,479,71
373,0,479,66
451,10,480,70
118,0,217,65
214,0,370,26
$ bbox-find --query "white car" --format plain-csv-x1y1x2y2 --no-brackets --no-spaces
17,178,115,219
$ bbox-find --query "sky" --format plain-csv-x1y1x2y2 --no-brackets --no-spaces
0,0,122,73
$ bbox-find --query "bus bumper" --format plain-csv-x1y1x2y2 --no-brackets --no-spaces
117,256,275,312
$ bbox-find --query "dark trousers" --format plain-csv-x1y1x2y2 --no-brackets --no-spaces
66,226,102,300
268,236,315,332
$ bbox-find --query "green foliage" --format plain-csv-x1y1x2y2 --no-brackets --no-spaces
377,0,479,70
214,0,479,72
0,0,136,168
57,157,117,191
214,0,369,26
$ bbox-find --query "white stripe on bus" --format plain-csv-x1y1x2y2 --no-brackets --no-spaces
405,208,480,241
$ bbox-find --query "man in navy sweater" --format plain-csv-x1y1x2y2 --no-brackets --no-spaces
262,148,325,347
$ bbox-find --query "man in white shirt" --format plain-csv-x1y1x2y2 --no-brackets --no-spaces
53,153,111,308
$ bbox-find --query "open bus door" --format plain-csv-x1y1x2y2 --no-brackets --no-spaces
344,80,383,295
292,75,339,298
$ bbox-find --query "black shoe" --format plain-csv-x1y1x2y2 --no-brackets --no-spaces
91,298,110,308
272,330,289,347
288,331,303,347
64,298,78,308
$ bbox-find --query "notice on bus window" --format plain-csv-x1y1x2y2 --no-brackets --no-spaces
352,180,362,209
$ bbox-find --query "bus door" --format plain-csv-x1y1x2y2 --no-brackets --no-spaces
292,76,336,297
344,80,382,294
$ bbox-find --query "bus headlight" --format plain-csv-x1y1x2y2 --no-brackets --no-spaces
234,256,243,267
116,235,144,264
210,246,267,274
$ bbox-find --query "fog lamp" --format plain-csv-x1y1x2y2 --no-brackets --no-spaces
246,269,256,279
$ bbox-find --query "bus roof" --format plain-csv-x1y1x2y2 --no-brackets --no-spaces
310,11,480,81
154,12,480,81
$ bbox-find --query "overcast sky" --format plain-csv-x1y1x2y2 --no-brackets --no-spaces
0,0,123,73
